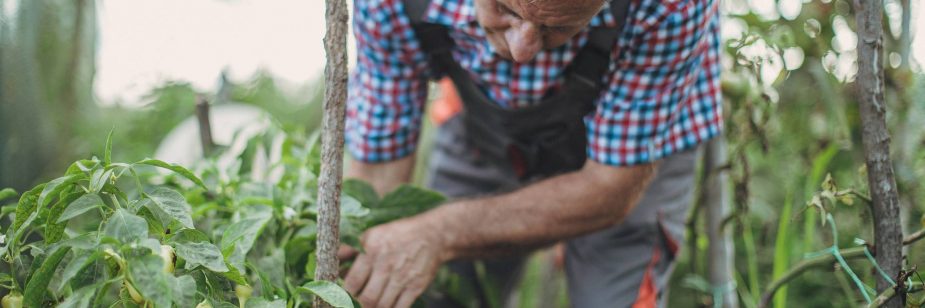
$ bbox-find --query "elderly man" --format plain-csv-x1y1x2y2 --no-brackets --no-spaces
341,0,721,306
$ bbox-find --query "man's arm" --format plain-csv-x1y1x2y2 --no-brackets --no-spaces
343,159,658,308
346,156,416,195
427,159,656,259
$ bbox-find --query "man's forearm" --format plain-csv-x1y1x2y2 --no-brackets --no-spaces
346,156,416,195
420,160,658,260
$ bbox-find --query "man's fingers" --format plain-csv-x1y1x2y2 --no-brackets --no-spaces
344,254,372,295
375,275,403,308
393,287,421,308
358,268,389,307
338,245,359,260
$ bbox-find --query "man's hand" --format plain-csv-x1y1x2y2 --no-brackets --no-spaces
343,216,447,308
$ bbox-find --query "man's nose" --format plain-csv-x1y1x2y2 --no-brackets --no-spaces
504,21,541,62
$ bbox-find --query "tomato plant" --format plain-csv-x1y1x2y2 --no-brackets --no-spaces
0,129,445,307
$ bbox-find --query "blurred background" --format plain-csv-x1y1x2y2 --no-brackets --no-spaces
1,0,924,306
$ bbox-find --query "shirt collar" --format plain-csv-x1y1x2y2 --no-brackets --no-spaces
425,0,619,29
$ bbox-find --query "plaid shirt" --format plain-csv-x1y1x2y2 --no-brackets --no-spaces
346,0,722,166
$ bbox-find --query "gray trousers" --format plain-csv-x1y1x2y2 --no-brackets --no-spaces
424,116,699,308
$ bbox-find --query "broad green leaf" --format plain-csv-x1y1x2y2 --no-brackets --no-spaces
340,218,364,250
127,254,172,308
145,187,194,229
0,188,17,203
171,275,198,307
104,128,114,166
136,158,207,189
89,169,113,193
12,184,46,243
173,241,229,272
343,179,379,207
104,209,148,244
56,194,104,223
65,159,99,175
168,228,211,244
23,246,72,307
56,284,96,308
45,191,83,244
221,213,271,273
365,185,445,226
52,251,99,294
58,232,100,250
300,280,354,308
245,298,287,308
38,174,82,208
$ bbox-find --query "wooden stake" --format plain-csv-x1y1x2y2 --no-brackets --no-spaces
854,0,904,306
195,96,214,157
314,0,349,306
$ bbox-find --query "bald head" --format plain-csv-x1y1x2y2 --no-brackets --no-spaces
475,0,607,62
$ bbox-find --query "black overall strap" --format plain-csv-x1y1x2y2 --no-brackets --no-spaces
405,0,632,179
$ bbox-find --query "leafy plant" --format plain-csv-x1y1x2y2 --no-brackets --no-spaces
0,128,444,307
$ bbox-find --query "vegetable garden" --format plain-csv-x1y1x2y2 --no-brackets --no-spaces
1,0,925,307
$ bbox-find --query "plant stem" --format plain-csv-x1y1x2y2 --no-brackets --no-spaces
758,247,867,308
758,230,925,308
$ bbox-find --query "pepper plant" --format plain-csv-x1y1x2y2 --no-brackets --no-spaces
0,128,445,307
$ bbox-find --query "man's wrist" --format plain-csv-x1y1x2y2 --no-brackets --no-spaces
414,204,460,263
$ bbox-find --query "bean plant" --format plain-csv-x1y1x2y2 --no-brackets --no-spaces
0,129,445,307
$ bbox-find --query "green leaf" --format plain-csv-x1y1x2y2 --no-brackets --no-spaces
365,185,445,226
104,209,148,244
171,275,198,307
45,191,83,244
245,298,287,308
0,188,17,203
145,187,195,229
56,194,104,223
51,251,100,294
38,174,82,208
168,228,211,244
56,284,96,308
221,215,271,273
104,128,114,166
12,184,46,242
89,168,113,193
173,241,229,272
23,246,72,307
136,158,207,189
343,179,379,207
127,254,172,308
300,280,354,308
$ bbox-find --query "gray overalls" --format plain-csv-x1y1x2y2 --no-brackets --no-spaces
404,1,701,306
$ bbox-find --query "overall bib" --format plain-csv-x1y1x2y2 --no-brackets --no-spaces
403,1,700,306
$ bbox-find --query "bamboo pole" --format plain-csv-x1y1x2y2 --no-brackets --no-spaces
314,0,349,306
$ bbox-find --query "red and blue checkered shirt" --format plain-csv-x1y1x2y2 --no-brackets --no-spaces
346,0,722,166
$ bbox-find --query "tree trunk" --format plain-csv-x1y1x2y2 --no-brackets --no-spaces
703,138,738,308
853,0,904,307
314,0,349,306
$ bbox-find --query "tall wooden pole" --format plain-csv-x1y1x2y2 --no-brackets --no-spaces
314,0,349,306
703,138,737,308
853,0,903,307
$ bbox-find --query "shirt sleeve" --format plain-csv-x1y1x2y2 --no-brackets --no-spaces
586,0,723,166
346,0,431,162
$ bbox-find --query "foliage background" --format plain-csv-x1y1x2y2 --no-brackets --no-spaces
0,0,923,306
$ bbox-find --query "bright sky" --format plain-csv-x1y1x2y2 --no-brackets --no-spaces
95,0,924,105
96,0,354,105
